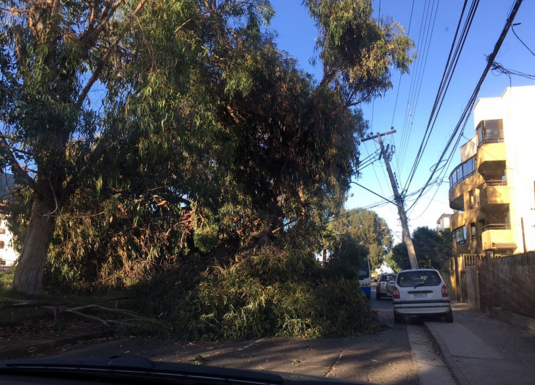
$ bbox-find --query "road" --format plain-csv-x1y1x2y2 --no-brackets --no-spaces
372,286,455,385
46,285,454,385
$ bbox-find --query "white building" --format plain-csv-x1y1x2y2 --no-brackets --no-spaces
0,218,17,266
0,174,18,266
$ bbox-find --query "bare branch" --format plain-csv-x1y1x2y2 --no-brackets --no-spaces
0,7,29,14
77,0,148,107
13,148,33,156
174,17,194,33
42,177,59,217
80,0,125,46
0,137,37,190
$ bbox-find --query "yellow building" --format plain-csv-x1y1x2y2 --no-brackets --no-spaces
449,85,535,256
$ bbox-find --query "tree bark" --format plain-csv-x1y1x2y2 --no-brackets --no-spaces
13,195,58,296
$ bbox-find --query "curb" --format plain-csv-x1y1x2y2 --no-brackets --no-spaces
0,332,111,360
423,322,470,385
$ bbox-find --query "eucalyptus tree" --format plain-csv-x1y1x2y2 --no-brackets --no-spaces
1,0,413,295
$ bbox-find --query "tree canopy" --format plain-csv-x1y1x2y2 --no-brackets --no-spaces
329,208,393,269
1,0,413,317
390,227,452,271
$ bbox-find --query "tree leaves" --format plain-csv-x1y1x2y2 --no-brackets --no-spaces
330,208,393,269
390,227,453,271
2,0,413,295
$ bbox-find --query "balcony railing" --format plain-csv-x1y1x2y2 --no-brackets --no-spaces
478,137,504,147
480,179,506,188
482,223,510,232
451,211,464,221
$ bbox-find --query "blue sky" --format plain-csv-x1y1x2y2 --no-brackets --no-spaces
266,0,535,242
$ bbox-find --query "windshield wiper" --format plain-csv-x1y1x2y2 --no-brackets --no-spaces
413,282,426,289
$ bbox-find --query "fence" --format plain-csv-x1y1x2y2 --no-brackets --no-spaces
451,254,500,307
478,252,535,319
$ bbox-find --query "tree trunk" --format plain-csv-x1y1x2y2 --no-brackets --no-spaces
13,195,58,296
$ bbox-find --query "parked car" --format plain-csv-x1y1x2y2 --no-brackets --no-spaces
390,269,453,323
376,273,396,299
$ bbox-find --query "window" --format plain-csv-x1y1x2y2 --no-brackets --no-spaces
0,241,4,249
468,190,475,209
462,157,475,177
449,156,476,189
397,270,441,288
470,223,476,239
453,226,467,244
380,274,395,282
477,119,504,144
0,228,5,234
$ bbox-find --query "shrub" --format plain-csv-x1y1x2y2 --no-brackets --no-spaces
129,245,380,341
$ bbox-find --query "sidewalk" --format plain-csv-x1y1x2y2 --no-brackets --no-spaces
424,303,535,385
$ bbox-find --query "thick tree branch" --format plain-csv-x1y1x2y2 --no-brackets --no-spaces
80,0,125,46
77,0,148,107
0,137,37,190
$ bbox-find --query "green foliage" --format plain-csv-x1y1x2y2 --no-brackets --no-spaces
390,227,453,271
305,0,414,104
44,185,191,291
327,233,369,280
0,270,14,291
330,208,392,269
129,244,380,341
3,0,413,335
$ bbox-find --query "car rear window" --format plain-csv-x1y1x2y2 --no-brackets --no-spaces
397,271,441,287
380,275,395,282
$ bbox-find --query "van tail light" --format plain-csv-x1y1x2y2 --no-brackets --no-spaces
393,287,400,299
441,284,449,298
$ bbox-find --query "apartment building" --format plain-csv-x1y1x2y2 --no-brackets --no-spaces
449,85,535,256
436,213,452,231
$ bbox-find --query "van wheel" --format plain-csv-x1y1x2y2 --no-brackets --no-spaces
445,311,454,323
376,290,381,300
394,312,402,324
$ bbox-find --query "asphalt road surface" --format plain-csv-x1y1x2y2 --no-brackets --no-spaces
47,285,454,385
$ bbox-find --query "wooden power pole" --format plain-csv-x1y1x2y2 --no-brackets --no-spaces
363,130,419,269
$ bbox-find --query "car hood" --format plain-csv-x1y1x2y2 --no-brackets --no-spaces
0,356,374,385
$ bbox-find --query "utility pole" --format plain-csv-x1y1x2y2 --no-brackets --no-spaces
363,130,419,269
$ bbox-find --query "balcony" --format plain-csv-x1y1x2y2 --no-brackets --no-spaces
477,141,505,175
481,224,515,251
450,211,464,230
450,210,484,231
479,181,509,214
449,172,482,211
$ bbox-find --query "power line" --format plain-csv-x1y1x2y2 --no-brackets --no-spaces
398,0,440,176
351,181,396,206
403,0,477,195
391,0,416,180
511,23,535,58
405,0,525,213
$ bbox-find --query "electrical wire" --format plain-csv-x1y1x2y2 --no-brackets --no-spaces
392,0,416,179
398,0,440,176
405,0,524,214
511,23,535,58
403,0,477,195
